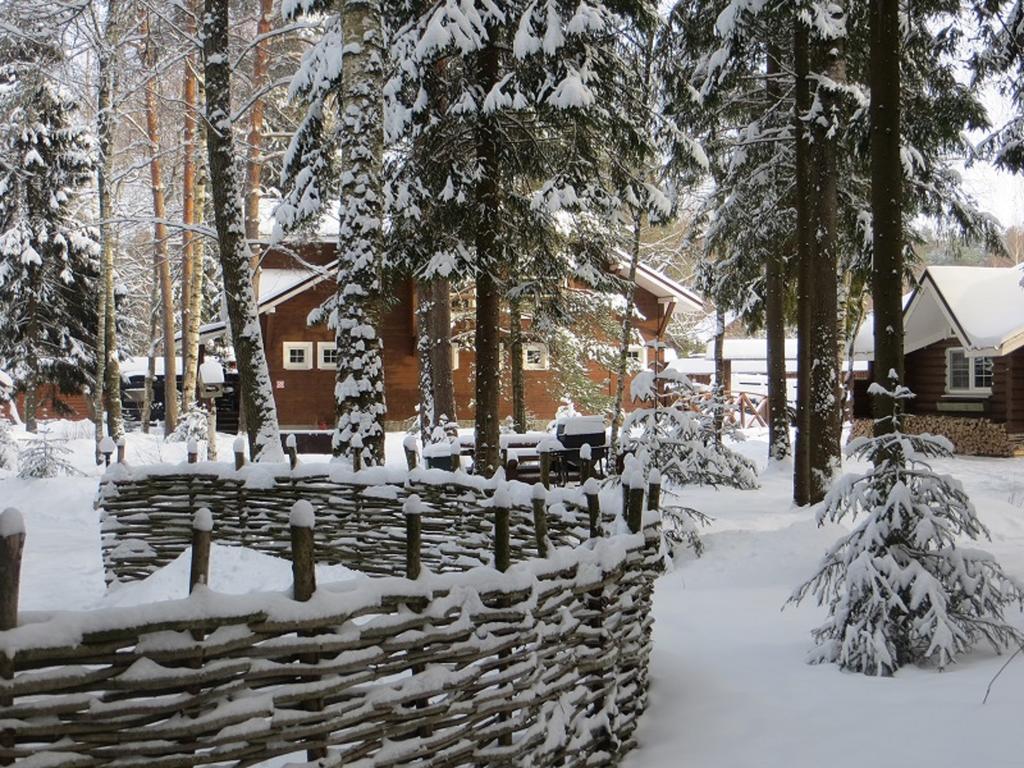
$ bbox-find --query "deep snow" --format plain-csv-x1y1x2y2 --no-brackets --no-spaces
5,423,1024,766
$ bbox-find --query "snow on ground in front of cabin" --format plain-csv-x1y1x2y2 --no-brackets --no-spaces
6,423,1024,767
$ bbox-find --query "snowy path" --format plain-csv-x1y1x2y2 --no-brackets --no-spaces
625,434,1024,768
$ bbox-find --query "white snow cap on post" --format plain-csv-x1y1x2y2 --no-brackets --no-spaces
233,435,247,454
579,443,592,461
402,434,418,451
116,437,125,448
492,482,511,509
0,508,24,537
187,438,199,454
285,434,297,449
403,494,423,516
626,469,645,489
193,507,214,532
99,436,116,454
648,468,662,485
582,477,601,495
290,500,316,528
531,483,547,501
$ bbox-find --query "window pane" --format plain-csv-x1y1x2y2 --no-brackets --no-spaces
526,349,542,365
949,350,969,389
974,357,993,389
289,349,305,364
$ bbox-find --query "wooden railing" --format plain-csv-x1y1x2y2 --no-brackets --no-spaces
0,463,662,767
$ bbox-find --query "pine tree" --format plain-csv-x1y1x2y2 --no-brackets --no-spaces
0,69,99,433
790,381,1023,675
17,431,79,478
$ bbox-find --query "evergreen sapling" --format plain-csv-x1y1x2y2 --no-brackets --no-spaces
789,380,1024,675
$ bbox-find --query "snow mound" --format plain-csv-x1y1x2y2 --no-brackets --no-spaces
100,543,364,608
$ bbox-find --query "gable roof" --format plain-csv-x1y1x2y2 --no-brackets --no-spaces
613,253,706,314
853,265,1024,360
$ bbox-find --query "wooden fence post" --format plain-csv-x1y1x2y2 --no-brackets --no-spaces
190,508,213,593
233,435,246,470
351,435,363,472
539,449,551,490
403,435,418,471
187,438,198,464
116,437,126,465
0,508,25,766
627,472,644,535
531,484,549,558
289,500,323,760
579,443,592,484
647,469,661,513
492,484,511,746
404,494,422,580
583,478,602,539
286,434,298,470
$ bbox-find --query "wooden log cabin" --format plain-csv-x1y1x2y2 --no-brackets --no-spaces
852,265,1024,451
193,238,705,434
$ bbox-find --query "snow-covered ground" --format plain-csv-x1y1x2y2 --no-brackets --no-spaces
5,422,1024,766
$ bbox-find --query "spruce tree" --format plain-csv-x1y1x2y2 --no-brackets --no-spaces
0,70,99,433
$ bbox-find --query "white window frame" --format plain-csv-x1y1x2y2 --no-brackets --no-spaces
626,344,648,369
317,342,339,370
283,341,314,371
451,343,460,371
523,342,550,371
945,347,993,395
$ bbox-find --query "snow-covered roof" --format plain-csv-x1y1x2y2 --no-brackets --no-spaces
854,266,1024,360
121,356,184,379
614,253,706,314
708,338,798,361
256,198,341,242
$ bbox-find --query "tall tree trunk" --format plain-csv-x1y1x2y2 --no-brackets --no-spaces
870,0,903,435
427,278,456,424
141,13,179,436
509,293,526,433
416,281,435,437
793,17,813,505
23,287,40,434
609,213,643,454
765,43,790,463
187,67,207,408
244,0,273,253
332,0,387,465
712,308,726,445
97,0,124,447
180,0,200,411
473,41,502,476
140,270,158,432
203,0,282,461
807,13,844,504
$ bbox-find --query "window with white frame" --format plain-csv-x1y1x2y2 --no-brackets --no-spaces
523,342,550,371
283,341,314,371
317,342,339,369
626,344,647,368
451,343,460,371
946,348,993,394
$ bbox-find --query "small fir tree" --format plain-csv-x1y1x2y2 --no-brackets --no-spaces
789,380,1024,675
17,431,79,478
0,418,15,469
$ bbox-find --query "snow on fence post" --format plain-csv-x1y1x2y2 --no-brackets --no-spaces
531,484,549,558
187,438,198,464
404,495,422,580
583,478,603,539
0,508,25,765
99,435,115,467
285,434,298,470
116,437,126,464
190,508,213,593
647,469,661,512
579,443,593,483
233,435,246,470
402,435,418,471
626,472,645,535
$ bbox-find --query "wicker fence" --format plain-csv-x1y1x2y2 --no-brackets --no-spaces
0,460,662,767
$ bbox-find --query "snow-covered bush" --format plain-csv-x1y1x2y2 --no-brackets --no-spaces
662,500,712,558
167,406,209,446
0,418,15,469
789,381,1024,675
18,432,80,478
624,369,758,489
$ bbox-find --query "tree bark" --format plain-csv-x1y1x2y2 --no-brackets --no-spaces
473,41,502,476
332,0,388,464
807,13,844,504
509,292,526,433
140,270,158,432
870,0,904,434
96,0,124,447
713,308,725,445
180,0,200,411
609,213,643,454
427,278,456,424
23,289,40,434
416,281,435,436
793,18,813,505
765,42,790,463
203,0,283,461
244,0,273,253
141,13,179,436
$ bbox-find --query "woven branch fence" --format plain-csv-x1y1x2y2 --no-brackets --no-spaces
0,459,663,767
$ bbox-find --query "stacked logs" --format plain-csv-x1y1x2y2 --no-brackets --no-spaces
848,414,1015,457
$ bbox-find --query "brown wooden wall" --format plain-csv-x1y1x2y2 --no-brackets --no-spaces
1,385,91,424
